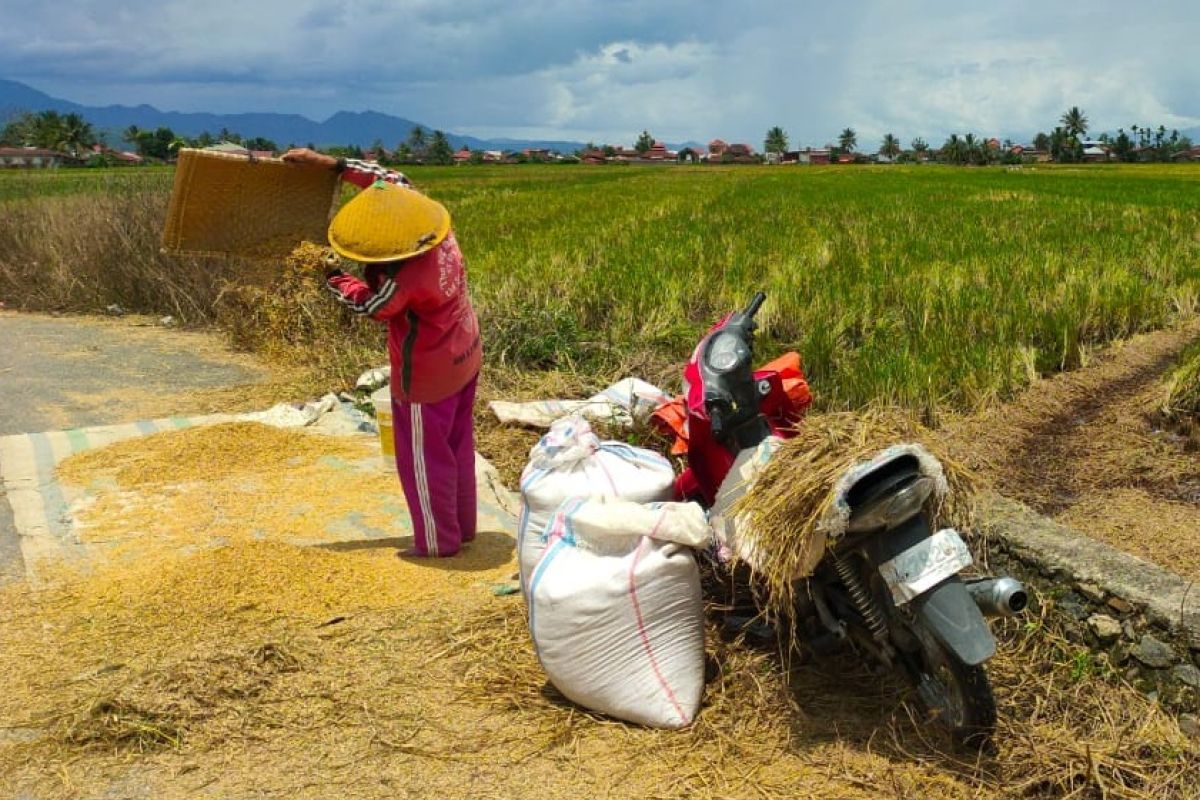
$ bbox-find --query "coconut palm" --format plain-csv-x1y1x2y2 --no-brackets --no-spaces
57,112,95,157
941,134,971,165
764,126,789,155
880,133,900,159
1059,106,1088,139
838,127,857,152
429,130,454,165
407,125,428,158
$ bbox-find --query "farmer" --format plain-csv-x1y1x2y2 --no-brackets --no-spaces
282,148,482,558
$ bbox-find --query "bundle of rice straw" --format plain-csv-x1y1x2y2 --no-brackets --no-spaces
731,409,980,621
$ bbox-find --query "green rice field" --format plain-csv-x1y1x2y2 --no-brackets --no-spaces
3,163,1200,414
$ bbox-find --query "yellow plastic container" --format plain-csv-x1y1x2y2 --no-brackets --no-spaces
372,387,395,470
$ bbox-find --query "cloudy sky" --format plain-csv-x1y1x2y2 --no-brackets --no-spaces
2,0,1197,147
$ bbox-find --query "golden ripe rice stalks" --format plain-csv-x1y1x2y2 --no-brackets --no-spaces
733,409,980,619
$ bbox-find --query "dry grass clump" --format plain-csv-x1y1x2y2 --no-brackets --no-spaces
1161,340,1200,446
733,409,980,618
3,544,1197,797
214,241,387,386
0,179,245,323
436,594,1200,799
54,640,304,753
982,609,1199,799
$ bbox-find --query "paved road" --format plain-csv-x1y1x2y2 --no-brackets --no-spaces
0,312,265,582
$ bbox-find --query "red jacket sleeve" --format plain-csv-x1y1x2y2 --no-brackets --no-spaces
338,159,412,190
326,270,409,322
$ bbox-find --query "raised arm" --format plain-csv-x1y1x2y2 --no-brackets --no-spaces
280,147,412,188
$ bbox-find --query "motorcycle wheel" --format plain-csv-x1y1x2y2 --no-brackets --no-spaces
908,621,997,750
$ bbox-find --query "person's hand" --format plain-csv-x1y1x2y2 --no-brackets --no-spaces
322,251,344,280
281,148,337,169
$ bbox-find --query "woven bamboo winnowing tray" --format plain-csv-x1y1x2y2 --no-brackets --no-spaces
162,148,341,258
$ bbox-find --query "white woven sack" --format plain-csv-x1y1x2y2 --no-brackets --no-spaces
517,416,675,593
527,498,707,728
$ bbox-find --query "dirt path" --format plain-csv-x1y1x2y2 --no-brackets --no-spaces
0,311,280,435
943,323,1200,578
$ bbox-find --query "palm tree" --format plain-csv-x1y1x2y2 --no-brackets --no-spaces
429,130,453,165
57,112,95,157
880,133,900,159
838,127,857,152
942,134,970,165
910,137,929,161
1059,106,1088,139
1049,127,1070,162
407,126,428,160
764,126,789,155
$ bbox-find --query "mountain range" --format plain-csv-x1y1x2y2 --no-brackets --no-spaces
0,79,591,153
2,78,1195,154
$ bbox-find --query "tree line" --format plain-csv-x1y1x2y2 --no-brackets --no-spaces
4,106,1194,168
759,107,1194,165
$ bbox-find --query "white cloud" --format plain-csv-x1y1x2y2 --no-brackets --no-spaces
1,0,1197,146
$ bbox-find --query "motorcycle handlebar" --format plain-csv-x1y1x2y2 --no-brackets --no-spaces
743,291,766,319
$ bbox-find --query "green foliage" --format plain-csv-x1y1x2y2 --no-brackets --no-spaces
428,130,453,165
1163,340,1200,420
6,164,1200,416
635,130,654,154
1060,106,1089,139
127,127,177,160
764,126,789,155
838,128,857,152
1068,650,1095,682
1,110,96,156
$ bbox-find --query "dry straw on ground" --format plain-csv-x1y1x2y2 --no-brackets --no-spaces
2,411,1198,797
941,324,1200,579
733,409,980,619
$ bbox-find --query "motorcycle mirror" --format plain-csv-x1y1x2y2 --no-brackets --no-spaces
743,291,766,318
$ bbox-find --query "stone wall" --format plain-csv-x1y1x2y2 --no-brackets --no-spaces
977,495,1200,733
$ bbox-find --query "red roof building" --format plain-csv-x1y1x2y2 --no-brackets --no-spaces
453,147,472,164
646,140,669,160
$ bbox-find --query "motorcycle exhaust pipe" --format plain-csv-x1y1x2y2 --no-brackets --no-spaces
966,577,1028,617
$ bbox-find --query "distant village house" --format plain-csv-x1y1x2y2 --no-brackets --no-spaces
0,146,71,168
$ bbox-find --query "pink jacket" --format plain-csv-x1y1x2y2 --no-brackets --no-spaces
326,160,481,403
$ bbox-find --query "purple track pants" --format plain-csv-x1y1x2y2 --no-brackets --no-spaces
391,374,478,557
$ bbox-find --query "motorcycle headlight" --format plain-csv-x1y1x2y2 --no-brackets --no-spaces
705,332,741,372
847,476,936,534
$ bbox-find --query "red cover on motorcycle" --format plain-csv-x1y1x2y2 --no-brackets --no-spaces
651,349,813,503
651,352,812,454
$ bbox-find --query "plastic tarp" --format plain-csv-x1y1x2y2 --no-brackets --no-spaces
490,378,671,428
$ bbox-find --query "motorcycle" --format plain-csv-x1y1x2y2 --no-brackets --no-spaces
675,291,1027,749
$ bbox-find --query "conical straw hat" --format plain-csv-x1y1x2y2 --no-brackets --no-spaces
328,180,451,262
